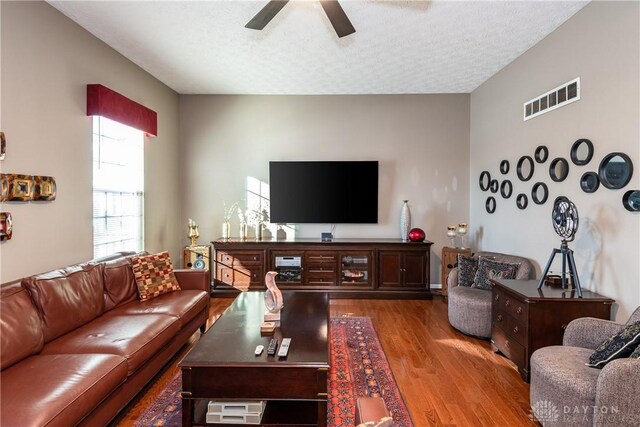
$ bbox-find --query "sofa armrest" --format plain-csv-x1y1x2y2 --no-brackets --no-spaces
562,317,624,349
594,358,640,426
447,269,459,289
174,269,210,293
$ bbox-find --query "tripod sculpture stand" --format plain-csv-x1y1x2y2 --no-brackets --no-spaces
537,196,583,297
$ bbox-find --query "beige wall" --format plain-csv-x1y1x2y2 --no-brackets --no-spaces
0,1,181,282
179,95,470,283
470,2,640,321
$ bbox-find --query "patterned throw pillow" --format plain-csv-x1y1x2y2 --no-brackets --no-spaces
587,320,640,368
131,251,181,301
457,255,478,287
631,345,640,359
471,258,519,290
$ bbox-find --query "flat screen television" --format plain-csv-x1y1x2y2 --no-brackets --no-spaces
269,161,378,224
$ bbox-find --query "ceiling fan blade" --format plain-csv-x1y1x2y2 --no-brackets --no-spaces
319,0,355,38
245,0,289,31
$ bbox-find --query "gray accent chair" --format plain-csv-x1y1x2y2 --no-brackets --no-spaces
447,251,534,338
530,307,640,427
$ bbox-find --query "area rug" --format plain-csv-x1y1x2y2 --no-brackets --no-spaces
134,317,412,427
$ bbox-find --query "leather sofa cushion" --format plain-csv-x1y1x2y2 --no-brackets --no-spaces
108,289,208,327
0,353,127,427
23,263,105,343
41,313,180,375
0,282,44,370
103,255,138,311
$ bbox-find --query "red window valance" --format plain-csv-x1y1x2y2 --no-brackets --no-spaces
86,84,157,137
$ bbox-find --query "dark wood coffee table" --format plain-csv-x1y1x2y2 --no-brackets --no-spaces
179,291,330,426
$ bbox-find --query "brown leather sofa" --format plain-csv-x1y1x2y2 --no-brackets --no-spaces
0,252,210,426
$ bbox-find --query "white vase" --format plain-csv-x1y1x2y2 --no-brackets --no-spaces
400,200,411,242
222,221,230,239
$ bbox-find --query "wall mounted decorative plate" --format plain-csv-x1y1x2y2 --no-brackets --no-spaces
486,197,496,214
0,212,12,241
622,190,640,212
517,156,534,181
500,180,513,199
549,158,569,182
6,174,34,201
599,152,633,189
570,139,594,166
535,146,549,163
532,182,549,205
516,193,528,210
34,176,57,201
580,172,600,193
479,171,491,191
500,160,510,175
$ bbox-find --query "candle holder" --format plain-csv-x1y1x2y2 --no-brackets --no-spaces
457,223,468,249
447,226,457,247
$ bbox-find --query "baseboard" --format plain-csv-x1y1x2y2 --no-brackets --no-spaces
431,283,442,289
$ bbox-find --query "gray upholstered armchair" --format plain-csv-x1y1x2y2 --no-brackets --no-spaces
447,251,533,338
530,307,640,426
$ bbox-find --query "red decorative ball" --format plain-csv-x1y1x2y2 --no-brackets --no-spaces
408,228,426,242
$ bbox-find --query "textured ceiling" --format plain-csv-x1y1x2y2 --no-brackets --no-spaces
48,0,589,95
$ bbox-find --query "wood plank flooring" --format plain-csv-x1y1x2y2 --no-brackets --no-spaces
114,296,535,426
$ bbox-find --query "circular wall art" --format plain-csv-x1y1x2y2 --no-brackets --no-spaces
516,193,528,210
535,146,549,163
479,171,491,191
531,182,549,205
490,179,499,193
599,152,633,189
570,139,594,166
486,196,496,214
500,180,513,199
580,172,600,193
622,190,640,212
549,157,569,182
517,156,535,181
500,160,510,175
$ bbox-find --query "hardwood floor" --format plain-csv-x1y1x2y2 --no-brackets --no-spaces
114,296,535,426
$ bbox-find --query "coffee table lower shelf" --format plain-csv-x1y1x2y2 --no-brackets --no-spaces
190,399,320,427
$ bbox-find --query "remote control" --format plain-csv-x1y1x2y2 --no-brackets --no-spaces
254,345,264,356
267,338,278,356
278,338,291,357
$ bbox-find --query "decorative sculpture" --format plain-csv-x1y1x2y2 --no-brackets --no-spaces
187,218,199,246
264,271,283,322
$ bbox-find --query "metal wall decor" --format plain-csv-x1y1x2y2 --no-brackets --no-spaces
0,212,12,241
535,145,549,163
623,190,640,212
33,176,57,201
516,193,528,210
500,160,510,175
479,171,491,191
598,152,633,189
0,173,57,202
486,197,496,214
570,139,594,166
0,131,5,161
0,175,7,202
580,172,599,193
517,156,535,181
490,179,499,193
531,182,549,205
500,180,513,199
549,158,569,182
6,174,34,201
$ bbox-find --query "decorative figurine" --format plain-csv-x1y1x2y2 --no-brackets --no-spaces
264,271,283,322
187,218,199,246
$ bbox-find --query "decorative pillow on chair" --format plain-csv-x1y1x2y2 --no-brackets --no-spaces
471,258,519,290
131,251,181,301
630,345,640,359
587,320,640,368
457,255,478,287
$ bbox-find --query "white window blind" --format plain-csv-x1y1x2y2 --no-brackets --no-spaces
93,116,144,258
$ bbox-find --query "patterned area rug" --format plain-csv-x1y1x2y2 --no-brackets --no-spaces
134,317,412,427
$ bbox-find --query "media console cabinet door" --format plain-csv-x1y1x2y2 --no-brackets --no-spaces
378,250,428,289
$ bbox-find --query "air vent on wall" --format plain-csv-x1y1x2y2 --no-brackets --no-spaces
524,77,580,121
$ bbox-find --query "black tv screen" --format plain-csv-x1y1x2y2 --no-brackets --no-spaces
269,161,378,224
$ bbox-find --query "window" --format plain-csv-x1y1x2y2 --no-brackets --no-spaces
93,116,144,258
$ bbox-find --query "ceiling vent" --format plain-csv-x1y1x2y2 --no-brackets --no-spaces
524,77,580,121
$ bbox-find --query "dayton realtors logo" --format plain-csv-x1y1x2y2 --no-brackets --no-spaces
530,400,560,422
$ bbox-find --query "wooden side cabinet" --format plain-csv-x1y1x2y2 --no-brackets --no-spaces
214,249,265,291
491,279,614,382
440,247,471,297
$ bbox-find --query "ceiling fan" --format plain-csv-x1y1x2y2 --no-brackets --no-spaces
245,0,356,38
